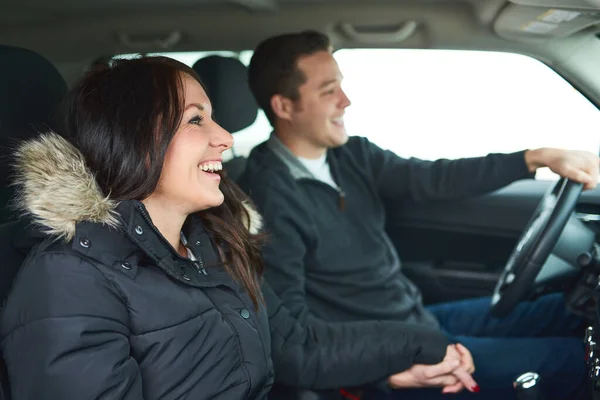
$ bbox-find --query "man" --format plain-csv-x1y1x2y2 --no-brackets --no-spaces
238,30,600,399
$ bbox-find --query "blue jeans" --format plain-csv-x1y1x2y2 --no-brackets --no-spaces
364,293,587,400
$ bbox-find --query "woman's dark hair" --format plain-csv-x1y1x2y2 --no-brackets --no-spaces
62,56,264,307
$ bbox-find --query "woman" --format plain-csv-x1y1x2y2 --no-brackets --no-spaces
1,56,273,399
1,55,476,400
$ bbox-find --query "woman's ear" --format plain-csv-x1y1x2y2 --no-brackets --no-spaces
270,94,294,121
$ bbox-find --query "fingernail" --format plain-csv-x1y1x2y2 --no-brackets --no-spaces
472,385,480,393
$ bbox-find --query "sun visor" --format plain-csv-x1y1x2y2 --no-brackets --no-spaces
494,3,600,42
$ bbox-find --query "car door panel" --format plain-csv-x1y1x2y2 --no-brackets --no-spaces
385,179,600,305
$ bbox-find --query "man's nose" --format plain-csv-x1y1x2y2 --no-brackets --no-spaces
340,89,351,108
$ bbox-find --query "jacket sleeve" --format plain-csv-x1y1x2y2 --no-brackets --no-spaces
1,251,143,400
263,282,448,389
350,137,534,203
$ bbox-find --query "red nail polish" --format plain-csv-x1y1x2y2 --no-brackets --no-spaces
472,385,480,393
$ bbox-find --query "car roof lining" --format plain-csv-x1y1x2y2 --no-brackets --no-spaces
0,0,597,59
2,0,600,102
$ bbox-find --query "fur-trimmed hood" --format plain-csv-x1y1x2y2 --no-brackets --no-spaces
13,132,262,241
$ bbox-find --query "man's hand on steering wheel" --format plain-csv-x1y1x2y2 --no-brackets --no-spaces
525,148,599,190
490,149,599,317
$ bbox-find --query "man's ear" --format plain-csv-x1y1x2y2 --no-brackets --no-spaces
270,94,295,121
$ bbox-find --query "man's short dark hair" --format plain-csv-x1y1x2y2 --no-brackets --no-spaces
248,30,331,126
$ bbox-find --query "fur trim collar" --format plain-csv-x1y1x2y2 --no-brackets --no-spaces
13,132,261,240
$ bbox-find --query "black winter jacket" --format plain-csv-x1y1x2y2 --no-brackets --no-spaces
1,133,274,400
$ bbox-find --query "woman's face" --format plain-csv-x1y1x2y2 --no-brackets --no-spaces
151,73,233,214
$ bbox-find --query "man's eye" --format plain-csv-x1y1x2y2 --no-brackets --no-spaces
323,89,335,96
189,115,204,125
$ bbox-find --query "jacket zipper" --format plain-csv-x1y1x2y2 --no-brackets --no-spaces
301,179,346,211
337,185,346,211
136,204,208,276
188,249,208,275
179,230,208,276
329,154,346,211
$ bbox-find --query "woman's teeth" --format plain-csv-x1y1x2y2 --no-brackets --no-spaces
199,161,223,173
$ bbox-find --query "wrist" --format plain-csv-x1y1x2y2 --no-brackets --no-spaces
524,148,548,173
388,371,416,389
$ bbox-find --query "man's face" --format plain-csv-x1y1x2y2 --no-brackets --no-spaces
289,50,352,152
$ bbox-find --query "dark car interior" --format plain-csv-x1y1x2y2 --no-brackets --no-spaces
2,0,600,398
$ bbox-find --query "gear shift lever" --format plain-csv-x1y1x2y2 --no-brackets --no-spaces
514,372,545,400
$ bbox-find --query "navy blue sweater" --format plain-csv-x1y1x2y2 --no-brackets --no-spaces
238,136,532,385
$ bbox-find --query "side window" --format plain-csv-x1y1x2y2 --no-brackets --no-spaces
334,49,600,181
114,51,271,160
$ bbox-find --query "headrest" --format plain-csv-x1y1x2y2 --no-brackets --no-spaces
0,46,67,141
0,46,67,222
192,55,258,134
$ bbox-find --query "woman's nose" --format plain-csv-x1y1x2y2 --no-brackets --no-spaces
211,123,234,151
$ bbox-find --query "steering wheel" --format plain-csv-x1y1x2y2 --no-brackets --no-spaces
490,178,583,317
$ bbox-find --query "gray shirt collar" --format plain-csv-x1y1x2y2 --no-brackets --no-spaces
267,133,315,181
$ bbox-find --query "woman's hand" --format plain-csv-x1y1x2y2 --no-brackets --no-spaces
440,343,478,394
388,344,479,394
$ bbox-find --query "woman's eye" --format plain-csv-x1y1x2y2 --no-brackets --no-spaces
189,115,204,125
